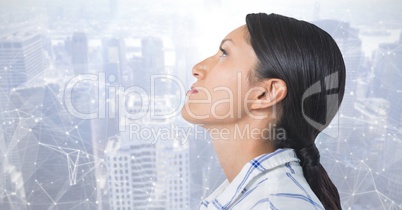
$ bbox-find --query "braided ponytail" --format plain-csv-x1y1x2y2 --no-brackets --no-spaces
297,144,341,210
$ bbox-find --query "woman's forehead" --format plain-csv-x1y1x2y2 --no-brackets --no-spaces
223,25,248,43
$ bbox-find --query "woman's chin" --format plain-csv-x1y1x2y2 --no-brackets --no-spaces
181,107,198,124
180,106,209,125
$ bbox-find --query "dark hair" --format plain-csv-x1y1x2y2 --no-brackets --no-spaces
245,13,345,210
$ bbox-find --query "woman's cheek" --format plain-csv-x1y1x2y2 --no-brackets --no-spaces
209,89,237,120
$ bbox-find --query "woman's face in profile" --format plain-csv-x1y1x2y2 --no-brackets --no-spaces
181,25,259,126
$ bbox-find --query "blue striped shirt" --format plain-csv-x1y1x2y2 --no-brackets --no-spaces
199,148,325,210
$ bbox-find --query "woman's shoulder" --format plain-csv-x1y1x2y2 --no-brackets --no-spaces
230,161,324,209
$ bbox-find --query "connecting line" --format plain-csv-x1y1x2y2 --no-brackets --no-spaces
67,151,80,185
35,180,57,205
38,142,104,186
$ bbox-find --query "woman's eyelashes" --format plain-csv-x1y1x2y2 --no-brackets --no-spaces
219,46,228,57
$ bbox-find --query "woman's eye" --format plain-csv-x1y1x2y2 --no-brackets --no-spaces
219,47,228,57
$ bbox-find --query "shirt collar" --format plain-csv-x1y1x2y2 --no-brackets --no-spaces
202,148,300,209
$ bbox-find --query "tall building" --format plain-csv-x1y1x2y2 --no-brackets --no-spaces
102,37,127,85
141,37,164,72
0,113,26,210
0,32,45,208
371,40,402,129
135,37,169,95
65,73,119,210
0,32,44,111
105,136,162,210
371,33,402,187
157,118,190,210
71,32,89,75
105,95,190,210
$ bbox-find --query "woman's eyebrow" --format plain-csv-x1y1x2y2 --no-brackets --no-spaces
220,38,235,48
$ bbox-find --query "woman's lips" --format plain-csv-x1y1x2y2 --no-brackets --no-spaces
186,86,199,96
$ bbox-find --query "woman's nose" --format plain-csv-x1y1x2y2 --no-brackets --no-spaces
192,58,209,80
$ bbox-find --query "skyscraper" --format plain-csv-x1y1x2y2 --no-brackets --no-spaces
0,32,45,209
105,95,190,210
157,118,190,210
371,33,402,179
0,32,44,111
371,40,402,129
102,37,127,85
105,136,162,210
141,37,164,72
71,32,89,75
136,37,168,95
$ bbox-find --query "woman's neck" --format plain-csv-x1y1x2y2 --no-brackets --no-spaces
205,120,275,182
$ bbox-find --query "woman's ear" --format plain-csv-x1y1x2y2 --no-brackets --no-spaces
250,78,287,110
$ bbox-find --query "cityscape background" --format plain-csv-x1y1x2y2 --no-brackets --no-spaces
0,0,402,209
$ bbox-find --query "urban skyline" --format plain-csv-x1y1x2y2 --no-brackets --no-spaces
1,0,402,209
